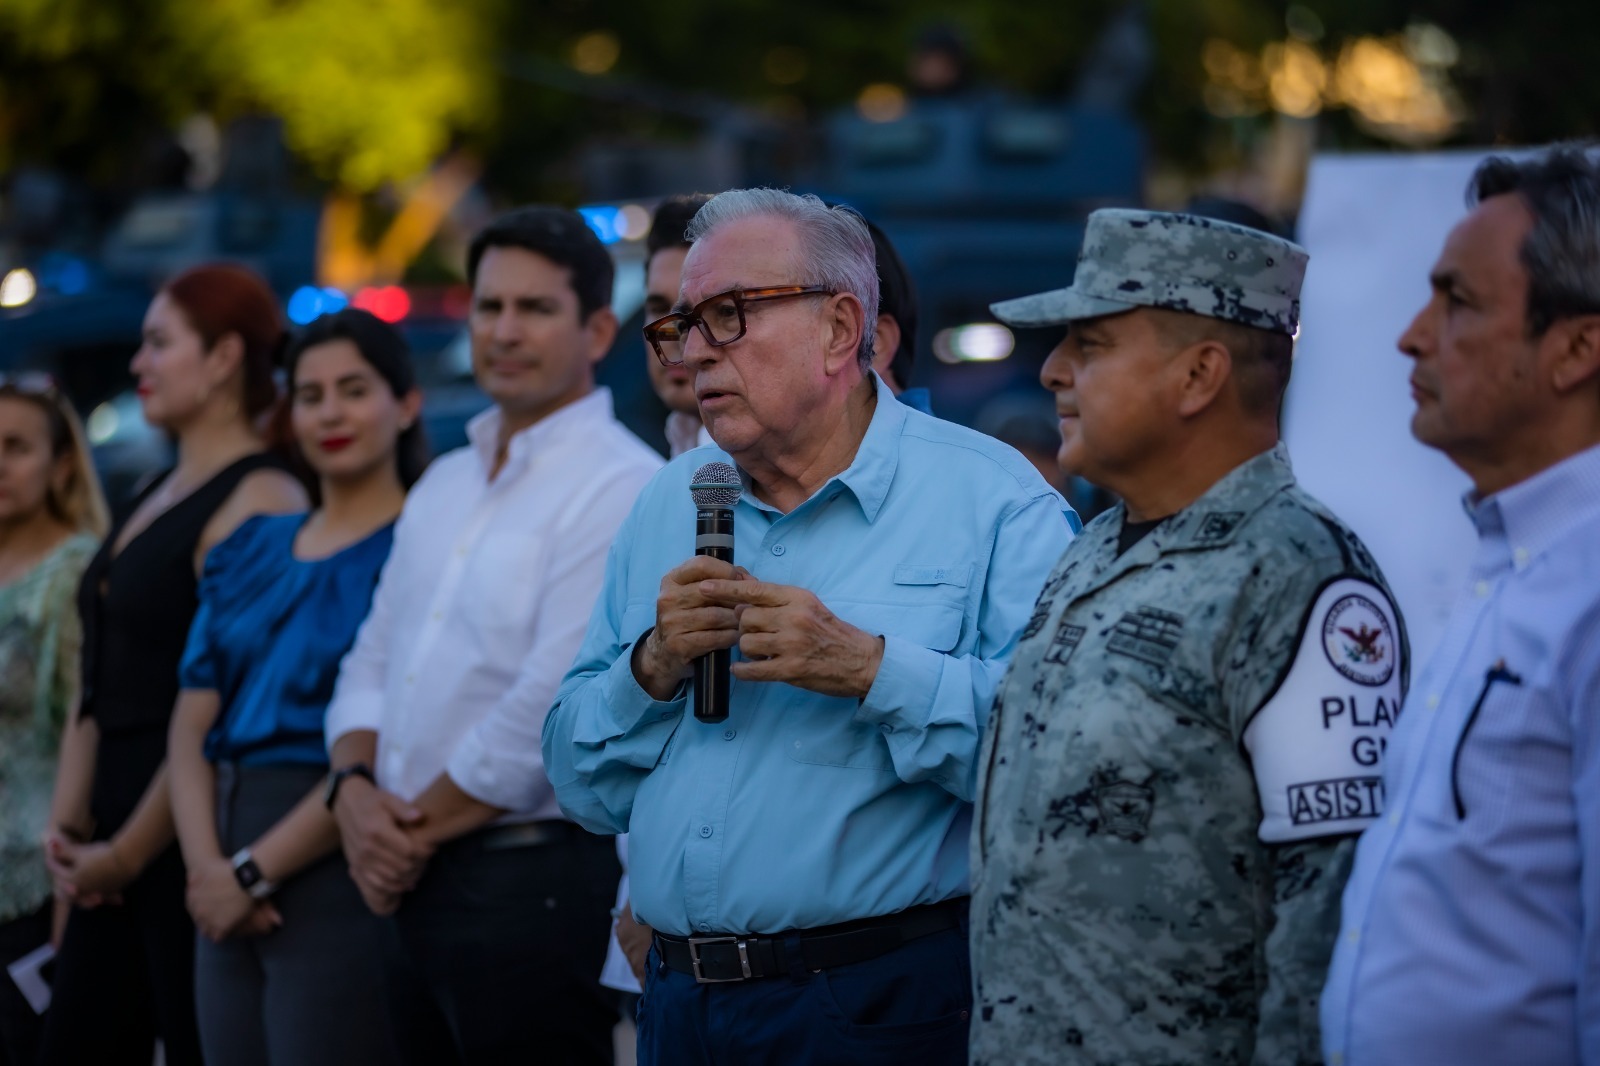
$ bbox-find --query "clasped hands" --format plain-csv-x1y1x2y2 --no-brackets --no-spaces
41,828,130,910
331,779,432,917
43,827,283,942
633,556,885,703
185,857,281,942
193,781,435,930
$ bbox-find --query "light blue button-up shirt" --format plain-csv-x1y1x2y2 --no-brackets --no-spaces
1322,440,1600,1065
542,377,1074,937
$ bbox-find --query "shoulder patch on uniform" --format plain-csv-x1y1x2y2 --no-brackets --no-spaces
1193,511,1245,543
1243,576,1404,844
1320,590,1397,687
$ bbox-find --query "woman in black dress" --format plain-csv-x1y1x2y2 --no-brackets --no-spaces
39,264,308,1066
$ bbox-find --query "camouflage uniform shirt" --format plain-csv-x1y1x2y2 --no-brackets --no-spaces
972,445,1407,1066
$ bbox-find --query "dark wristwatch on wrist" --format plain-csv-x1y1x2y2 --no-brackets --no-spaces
323,762,375,810
230,848,277,900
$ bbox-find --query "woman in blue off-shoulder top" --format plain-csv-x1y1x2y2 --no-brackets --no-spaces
167,309,427,1066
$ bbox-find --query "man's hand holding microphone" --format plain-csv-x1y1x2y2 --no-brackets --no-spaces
630,462,884,709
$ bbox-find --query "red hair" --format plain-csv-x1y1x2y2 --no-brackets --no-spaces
162,263,283,417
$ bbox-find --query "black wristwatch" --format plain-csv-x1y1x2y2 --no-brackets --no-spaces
323,762,375,810
231,849,277,900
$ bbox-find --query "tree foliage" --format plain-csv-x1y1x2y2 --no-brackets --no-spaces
0,0,494,190
1,0,1597,202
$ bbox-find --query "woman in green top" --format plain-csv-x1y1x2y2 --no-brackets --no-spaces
0,373,107,1066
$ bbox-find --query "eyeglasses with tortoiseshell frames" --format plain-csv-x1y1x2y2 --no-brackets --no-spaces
642,285,836,367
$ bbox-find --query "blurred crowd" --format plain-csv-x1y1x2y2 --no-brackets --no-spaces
1,143,1598,1066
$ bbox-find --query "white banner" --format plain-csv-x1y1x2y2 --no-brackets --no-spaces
1283,150,1491,667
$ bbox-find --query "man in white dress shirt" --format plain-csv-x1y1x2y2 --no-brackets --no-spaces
322,206,663,1065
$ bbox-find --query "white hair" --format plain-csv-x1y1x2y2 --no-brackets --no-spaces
687,187,880,369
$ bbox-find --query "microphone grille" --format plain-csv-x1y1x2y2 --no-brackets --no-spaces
690,461,741,507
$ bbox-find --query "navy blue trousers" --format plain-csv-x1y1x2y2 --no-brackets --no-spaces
637,913,971,1066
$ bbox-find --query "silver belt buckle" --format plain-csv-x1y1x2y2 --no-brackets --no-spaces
687,935,752,983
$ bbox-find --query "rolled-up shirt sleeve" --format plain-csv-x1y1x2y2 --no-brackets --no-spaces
854,492,1073,800
447,470,654,812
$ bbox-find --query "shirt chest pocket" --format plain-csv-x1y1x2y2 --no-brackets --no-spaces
1437,669,1562,830
783,569,968,771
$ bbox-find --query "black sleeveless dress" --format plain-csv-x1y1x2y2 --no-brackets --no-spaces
77,453,284,831
39,453,283,1066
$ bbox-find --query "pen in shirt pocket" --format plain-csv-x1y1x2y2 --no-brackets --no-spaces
1451,659,1524,820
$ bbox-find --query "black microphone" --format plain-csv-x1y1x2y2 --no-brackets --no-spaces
689,462,740,723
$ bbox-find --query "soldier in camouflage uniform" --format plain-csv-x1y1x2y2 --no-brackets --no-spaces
972,209,1409,1066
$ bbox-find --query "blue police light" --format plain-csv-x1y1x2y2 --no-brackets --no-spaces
55,259,91,296
24,254,94,299
287,286,351,325
287,286,323,325
579,206,625,245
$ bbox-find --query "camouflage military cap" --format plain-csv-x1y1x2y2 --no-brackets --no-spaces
990,209,1309,335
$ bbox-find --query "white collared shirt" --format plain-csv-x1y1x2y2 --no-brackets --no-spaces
664,411,713,458
325,388,663,816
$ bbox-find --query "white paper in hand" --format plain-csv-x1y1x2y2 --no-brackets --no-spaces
7,942,53,1014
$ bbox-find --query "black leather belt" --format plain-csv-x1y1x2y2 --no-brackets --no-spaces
475,820,582,851
654,899,966,984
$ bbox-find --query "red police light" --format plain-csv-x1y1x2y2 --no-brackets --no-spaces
352,286,412,323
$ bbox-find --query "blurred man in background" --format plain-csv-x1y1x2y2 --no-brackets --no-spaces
644,194,715,458
860,216,929,413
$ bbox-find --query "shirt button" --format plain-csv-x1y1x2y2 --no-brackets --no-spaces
699,825,713,838
659,712,674,720
1513,547,1530,568
1427,693,1440,710
1474,580,1490,597
722,729,736,741
405,673,416,685
699,922,712,932
1389,811,1400,826
771,544,786,556
455,545,469,558
880,723,894,735
431,610,442,622
1331,1054,1344,1066
1347,929,1360,944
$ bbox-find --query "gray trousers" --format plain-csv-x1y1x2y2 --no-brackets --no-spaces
195,763,400,1066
